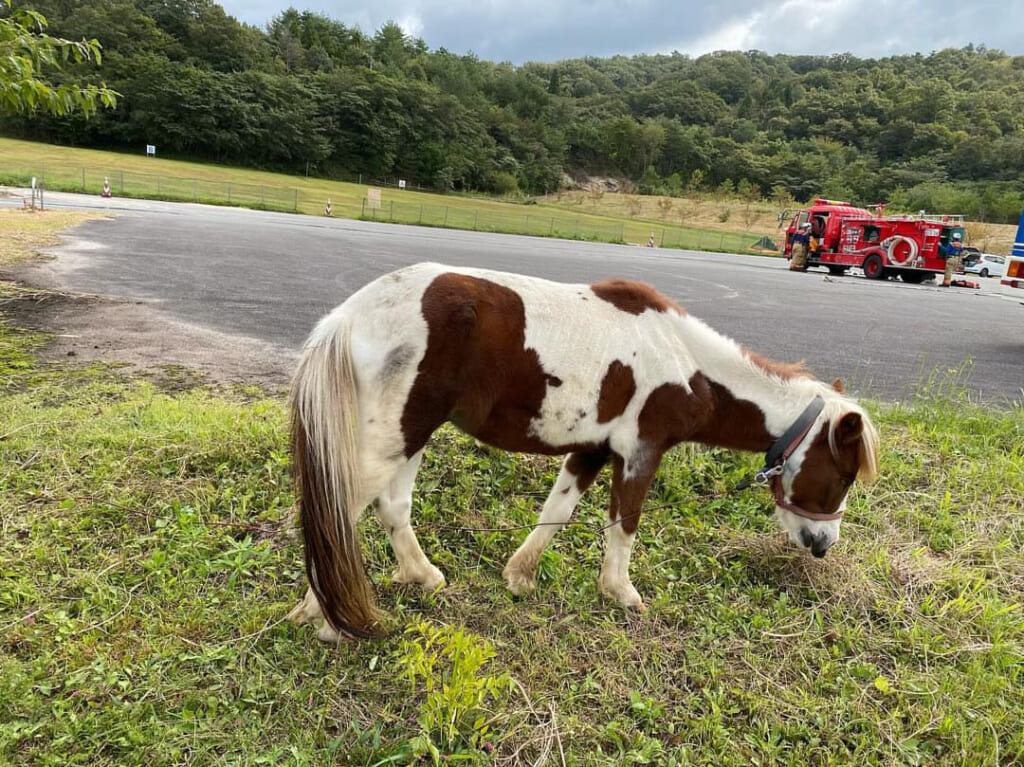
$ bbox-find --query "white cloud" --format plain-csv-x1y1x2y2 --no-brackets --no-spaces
224,0,1024,63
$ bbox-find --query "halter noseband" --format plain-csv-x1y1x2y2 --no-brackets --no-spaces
739,396,844,523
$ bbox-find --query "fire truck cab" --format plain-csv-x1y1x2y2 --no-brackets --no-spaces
783,199,966,283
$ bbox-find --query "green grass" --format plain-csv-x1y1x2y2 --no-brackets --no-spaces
1,217,1021,765
0,137,778,254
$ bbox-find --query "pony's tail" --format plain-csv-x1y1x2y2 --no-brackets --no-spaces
290,320,384,638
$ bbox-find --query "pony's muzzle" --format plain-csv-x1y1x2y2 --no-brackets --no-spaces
799,527,834,558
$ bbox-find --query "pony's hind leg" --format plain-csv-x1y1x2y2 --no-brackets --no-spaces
376,449,445,591
287,586,343,643
503,450,608,595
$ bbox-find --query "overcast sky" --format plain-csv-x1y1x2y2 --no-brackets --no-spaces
220,0,1024,63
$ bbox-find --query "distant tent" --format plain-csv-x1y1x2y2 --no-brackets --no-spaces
751,236,779,252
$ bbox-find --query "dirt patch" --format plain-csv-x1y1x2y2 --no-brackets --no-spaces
0,282,296,391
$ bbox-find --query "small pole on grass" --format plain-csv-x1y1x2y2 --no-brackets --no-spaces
193,180,198,202
444,207,449,227
419,204,423,224
81,167,85,192
119,171,124,195
473,210,478,230
390,200,394,221
227,183,232,203
549,218,554,235
261,186,265,206
361,198,365,217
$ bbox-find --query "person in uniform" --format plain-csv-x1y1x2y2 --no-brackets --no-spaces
790,223,811,271
940,232,963,287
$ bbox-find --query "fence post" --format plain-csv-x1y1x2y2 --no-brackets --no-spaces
119,171,124,195
157,176,161,195
293,189,298,212
619,222,624,242
660,229,665,247
361,198,365,217
718,232,724,251
698,229,705,250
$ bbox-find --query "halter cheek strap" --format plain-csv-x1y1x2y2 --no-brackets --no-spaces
739,396,845,522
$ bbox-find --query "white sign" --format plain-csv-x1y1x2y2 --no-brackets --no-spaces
398,179,406,189
367,188,382,209
31,177,36,189
146,144,156,156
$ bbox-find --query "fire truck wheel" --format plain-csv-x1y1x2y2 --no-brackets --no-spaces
862,254,885,280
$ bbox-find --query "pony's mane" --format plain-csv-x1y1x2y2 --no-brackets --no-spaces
745,350,812,381
744,348,879,483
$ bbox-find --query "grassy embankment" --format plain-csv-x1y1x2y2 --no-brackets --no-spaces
1,137,783,254
1,210,1022,765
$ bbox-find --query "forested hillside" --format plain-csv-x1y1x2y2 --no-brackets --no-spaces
4,0,1024,221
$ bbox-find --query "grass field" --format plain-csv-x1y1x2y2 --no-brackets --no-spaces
1,213,1021,764
0,137,781,254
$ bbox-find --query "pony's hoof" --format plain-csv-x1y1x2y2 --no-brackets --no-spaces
316,622,341,643
393,565,446,593
599,576,645,612
502,565,537,596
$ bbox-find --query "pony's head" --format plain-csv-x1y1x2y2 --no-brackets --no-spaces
769,384,879,558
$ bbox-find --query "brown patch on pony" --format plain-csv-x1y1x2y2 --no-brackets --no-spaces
596,361,637,423
636,374,774,453
402,273,600,457
590,279,685,316
832,378,844,393
790,419,861,517
566,449,610,491
746,351,811,381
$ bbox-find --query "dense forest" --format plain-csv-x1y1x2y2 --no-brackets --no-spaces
4,0,1024,221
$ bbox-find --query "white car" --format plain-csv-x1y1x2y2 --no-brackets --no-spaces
963,253,1006,278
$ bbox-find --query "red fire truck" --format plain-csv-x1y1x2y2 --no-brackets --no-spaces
782,199,966,283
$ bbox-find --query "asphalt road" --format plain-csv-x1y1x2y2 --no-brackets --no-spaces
4,189,1023,403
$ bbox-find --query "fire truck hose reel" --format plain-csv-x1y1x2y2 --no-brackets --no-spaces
882,235,919,265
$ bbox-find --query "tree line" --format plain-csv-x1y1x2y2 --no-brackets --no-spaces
3,0,1024,222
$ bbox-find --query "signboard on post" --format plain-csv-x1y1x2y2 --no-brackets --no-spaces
367,188,382,209
146,145,156,157
398,179,406,190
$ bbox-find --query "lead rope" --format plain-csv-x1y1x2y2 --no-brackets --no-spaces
420,488,735,537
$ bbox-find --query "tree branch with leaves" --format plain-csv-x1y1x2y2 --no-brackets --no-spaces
0,0,118,117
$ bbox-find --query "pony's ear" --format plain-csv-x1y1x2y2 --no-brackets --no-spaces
832,378,844,393
835,411,863,446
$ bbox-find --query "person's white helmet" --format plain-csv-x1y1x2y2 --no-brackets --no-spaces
953,233,962,240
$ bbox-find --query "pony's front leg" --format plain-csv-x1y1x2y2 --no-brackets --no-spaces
376,450,445,591
503,451,608,595
598,452,659,612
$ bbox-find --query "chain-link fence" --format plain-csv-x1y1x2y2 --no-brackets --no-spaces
357,197,778,255
0,164,299,213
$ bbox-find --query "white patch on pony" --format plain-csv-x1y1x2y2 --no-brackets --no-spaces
503,456,584,594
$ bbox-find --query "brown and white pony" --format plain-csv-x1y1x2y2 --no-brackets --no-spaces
288,263,879,641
